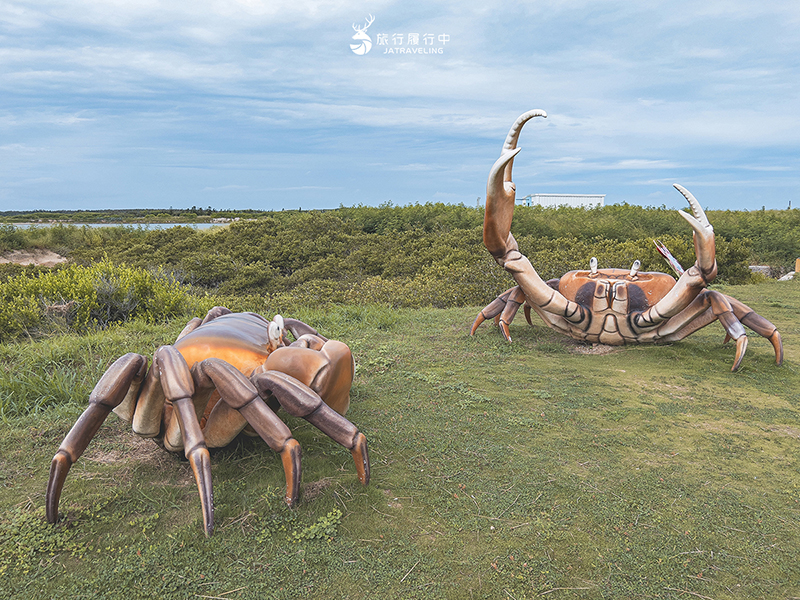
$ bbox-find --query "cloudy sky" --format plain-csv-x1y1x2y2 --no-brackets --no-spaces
1,0,798,211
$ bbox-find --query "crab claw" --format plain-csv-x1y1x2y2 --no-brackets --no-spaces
674,184,716,282
484,110,547,260
503,109,548,153
484,147,523,259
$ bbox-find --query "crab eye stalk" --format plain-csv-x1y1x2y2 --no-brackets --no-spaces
268,321,282,350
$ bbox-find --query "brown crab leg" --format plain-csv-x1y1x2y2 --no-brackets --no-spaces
654,290,749,371
288,334,327,351
705,292,747,372
192,359,302,507
523,303,533,326
254,371,370,487
470,287,517,335
284,318,328,343
154,346,216,536
46,353,147,524
727,296,783,365
176,317,202,342
201,306,233,325
172,396,215,536
497,286,526,341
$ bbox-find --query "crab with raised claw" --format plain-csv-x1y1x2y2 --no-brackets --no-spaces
46,307,369,536
471,110,783,372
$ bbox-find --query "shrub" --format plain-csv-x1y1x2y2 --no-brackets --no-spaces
0,258,193,340
0,224,26,252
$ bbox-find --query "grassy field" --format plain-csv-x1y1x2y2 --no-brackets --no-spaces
1,280,798,599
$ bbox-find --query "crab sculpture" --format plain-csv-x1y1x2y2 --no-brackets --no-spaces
46,307,369,536
471,110,783,372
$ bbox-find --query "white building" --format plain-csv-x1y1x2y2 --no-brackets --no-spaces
518,193,605,208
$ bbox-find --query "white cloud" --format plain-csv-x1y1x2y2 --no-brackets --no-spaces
1,0,798,210
614,159,681,170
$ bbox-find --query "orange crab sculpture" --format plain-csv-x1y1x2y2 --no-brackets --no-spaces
471,110,783,372
46,307,369,536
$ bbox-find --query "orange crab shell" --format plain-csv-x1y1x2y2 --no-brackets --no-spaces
558,269,677,311
172,312,354,432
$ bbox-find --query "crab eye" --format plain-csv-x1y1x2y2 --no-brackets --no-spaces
273,314,285,331
268,321,281,347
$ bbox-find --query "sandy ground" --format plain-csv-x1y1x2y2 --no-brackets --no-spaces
0,249,69,267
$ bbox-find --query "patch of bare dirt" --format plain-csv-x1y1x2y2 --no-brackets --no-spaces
81,430,196,489
764,425,800,439
570,342,622,355
0,249,68,267
83,431,167,467
303,477,333,502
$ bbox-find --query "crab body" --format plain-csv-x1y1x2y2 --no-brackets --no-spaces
173,312,354,417
471,110,783,371
545,269,677,345
46,308,368,536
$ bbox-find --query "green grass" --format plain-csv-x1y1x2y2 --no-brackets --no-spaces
1,281,799,598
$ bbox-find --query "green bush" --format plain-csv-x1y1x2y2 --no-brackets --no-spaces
0,258,193,340
0,203,776,312
0,224,26,252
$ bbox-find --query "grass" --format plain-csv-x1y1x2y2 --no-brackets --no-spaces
0,280,799,598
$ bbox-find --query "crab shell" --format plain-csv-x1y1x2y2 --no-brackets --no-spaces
553,268,677,345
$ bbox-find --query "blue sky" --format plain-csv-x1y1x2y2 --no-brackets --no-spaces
1,0,798,211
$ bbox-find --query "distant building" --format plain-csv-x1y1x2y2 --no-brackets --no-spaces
518,193,605,208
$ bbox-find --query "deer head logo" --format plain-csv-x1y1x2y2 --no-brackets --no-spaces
350,14,375,55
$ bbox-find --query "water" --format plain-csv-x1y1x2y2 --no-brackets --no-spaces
7,222,226,230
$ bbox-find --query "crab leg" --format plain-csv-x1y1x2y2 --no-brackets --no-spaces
154,346,215,536
253,371,370,487
651,291,748,371
284,318,328,343
192,359,302,508
176,317,203,342
201,305,233,325
471,286,526,339
46,353,147,524
727,297,783,365
497,287,526,341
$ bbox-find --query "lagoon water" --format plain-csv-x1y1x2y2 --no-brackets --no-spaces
7,222,225,230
